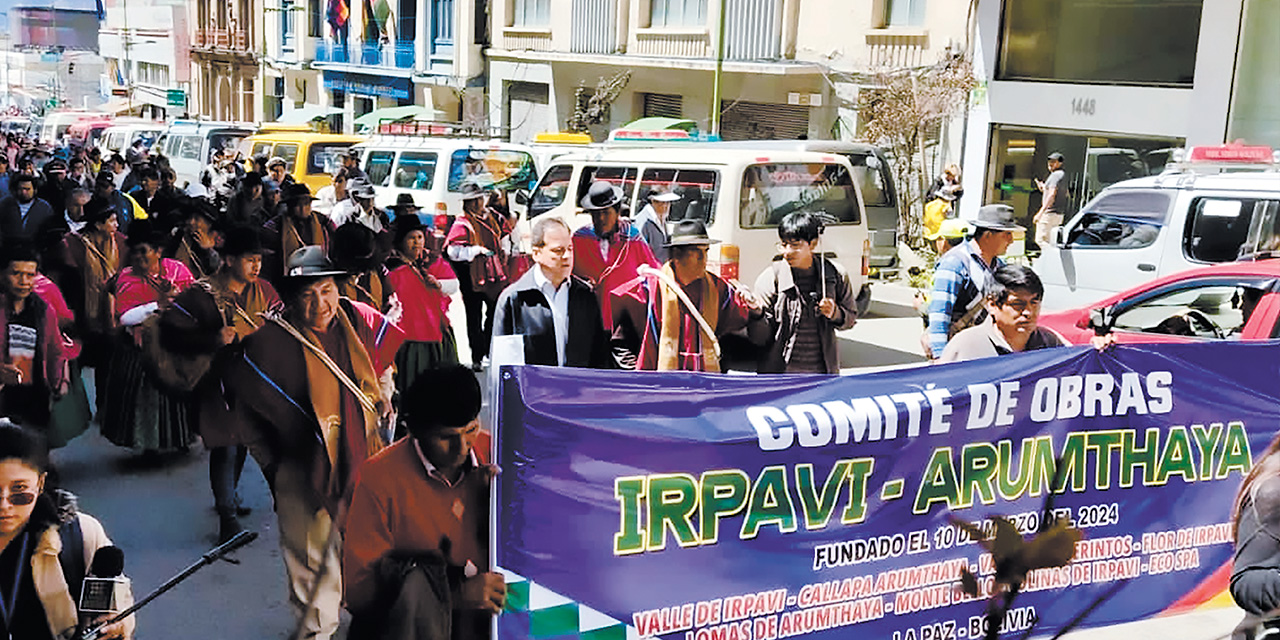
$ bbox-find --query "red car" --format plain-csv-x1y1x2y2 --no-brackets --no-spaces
1037,259,1280,345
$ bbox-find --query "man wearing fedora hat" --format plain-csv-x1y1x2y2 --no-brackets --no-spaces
264,182,334,284
446,182,513,370
924,203,1021,359
226,245,404,640
168,197,222,279
610,219,761,372
572,180,658,333
194,225,283,542
329,222,396,313
634,188,680,263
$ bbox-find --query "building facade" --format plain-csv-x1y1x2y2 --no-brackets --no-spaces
100,0,191,118
188,0,261,121
486,0,969,145
957,0,1272,237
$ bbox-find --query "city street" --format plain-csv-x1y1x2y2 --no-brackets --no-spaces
49,283,1243,640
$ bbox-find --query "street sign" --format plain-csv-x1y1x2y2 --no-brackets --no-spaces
166,89,186,108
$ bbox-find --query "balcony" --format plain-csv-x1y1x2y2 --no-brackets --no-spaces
193,28,253,54
313,38,416,70
865,32,928,68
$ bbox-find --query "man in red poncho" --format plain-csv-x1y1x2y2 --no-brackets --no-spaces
571,181,657,332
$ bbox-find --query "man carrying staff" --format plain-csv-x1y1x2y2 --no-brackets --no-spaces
195,226,283,543
226,246,404,640
610,219,762,372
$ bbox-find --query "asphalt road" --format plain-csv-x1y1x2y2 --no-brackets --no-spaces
48,282,1244,639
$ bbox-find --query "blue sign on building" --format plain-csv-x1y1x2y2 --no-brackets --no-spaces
322,71,411,101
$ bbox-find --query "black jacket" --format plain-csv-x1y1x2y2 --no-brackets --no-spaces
0,195,55,241
492,269,613,369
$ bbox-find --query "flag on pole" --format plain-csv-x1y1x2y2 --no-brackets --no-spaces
327,0,348,33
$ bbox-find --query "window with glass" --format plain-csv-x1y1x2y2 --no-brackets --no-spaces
638,168,719,224
365,150,396,186
1112,281,1271,340
177,135,203,160
999,0,1202,86
1066,190,1170,249
843,152,891,207
308,143,351,175
1184,197,1280,263
512,0,550,26
578,166,639,213
446,149,537,192
273,144,299,172
650,0,707,27
886,0,926,27
394,152,437,189
529,165,572,219
740,163,861,229
209,132,248,162
251,142,273,158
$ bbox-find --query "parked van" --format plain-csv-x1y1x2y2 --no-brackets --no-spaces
695,140,899,269
100,121,165,155
39,111,106,144
349,134,538,219
157,120,257,189
65,118,115,149
1037,144,1280,311
527,147,873,313
240,126,365,192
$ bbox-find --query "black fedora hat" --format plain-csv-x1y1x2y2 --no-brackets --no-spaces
391,214,428,246
158,286,225,356
125,218,165,248
220,225,270,257
282,181,318,203
664,219,720,248
329,222,381,273
970,204,1024,232
579,181,624,211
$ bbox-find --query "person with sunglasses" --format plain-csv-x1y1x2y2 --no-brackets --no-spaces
0,421,134,638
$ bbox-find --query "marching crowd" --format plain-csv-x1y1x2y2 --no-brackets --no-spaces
0,124,1097,639
0,127,875,640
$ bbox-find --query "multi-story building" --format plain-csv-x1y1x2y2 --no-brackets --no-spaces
959,0,1271,231
486,0,969,144
100,0,191,118
188,0,261,121
287,0,486,133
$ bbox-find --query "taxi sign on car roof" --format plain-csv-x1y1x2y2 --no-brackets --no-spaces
1188,142,1276,164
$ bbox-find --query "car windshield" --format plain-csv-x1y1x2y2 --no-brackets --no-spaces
447,149,537,192
740,163,862,228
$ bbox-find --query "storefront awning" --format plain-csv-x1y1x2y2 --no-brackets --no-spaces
353,105,442,130
98,98,140,115
276,104,342,124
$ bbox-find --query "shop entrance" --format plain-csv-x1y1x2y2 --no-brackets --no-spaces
985,126,1183,249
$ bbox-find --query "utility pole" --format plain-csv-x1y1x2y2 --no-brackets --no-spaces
710,0,727,137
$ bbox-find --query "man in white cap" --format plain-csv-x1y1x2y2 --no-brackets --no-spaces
634,188,680,263
924,204,1021,359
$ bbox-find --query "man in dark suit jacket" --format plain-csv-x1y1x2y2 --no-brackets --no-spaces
0,173,55,241
492,217,613,368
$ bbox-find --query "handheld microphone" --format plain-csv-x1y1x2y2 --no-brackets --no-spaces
79,546,130,619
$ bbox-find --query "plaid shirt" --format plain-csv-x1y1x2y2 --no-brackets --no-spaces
925,239,1003,358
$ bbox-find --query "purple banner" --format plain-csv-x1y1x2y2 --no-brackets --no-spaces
495,343,1280,640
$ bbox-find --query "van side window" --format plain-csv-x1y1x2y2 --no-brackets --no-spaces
395,152,437,189
638,168,718,224
309,144,350,176
365,151,396,187
530,165,573,219
274,144,300,172
251,142,273,159
1066,191,1170,249
579,167,639,214
845,154,890,207
178,136,202,160
1185,197,1280,263
740,163,861,228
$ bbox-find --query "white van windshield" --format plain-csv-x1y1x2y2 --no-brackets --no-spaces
447,149,537,193
740,163,862,228
529,165,572,218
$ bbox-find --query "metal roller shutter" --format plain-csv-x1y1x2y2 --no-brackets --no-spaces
642,92,683,118
718,100,809,140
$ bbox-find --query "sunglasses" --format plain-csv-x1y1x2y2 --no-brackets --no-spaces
0,491,35,506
